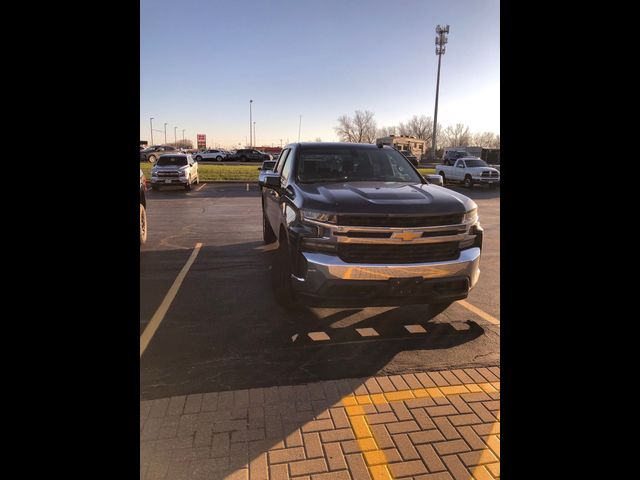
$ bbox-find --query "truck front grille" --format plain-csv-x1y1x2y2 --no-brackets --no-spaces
490,171,499,177
157,171,179,177
337,242,460,264
337,214,463,228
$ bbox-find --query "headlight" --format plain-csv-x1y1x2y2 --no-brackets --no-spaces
178,169,186,176
301,209,337,224
151,171,157,177
463,208,478,224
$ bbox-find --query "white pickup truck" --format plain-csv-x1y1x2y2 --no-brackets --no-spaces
436,157,500,189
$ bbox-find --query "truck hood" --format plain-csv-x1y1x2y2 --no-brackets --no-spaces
296,182,474,215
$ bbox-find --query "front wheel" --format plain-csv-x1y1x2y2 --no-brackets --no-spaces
140,203,148,245
195,156,202,162
216,156,223,161
185,181,192,191
148,155,157,163
439,171,446,184
464,175,473,189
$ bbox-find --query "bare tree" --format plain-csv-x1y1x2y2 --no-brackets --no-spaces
315,137,322,142
442,123,471,147
472,131,497,148
407,115,434,142
397,122,412,137
377,126,397,137
335,110,377,143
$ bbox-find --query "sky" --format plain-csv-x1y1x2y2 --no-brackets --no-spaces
141,0,499,148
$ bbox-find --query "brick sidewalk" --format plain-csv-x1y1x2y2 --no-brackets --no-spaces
141,367,500,480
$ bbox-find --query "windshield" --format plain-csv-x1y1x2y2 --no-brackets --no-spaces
297,147,422,184
156,156,188,166
465,159,488,167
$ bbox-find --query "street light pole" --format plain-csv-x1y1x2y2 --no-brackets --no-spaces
253,122,256,148
298,115,302,142
249,99,253,148
150,117,154,145
431,25,449,162
174,127,177,145
182,129,185,147
164,123,167,144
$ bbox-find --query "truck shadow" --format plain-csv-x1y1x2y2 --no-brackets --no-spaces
140,243,496,478
140,243,486,399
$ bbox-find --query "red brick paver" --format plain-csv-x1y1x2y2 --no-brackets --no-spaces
140,368,500,480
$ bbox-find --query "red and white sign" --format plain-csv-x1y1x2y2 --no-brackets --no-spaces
197,134,206,149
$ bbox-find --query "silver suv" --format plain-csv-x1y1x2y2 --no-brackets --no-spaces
150,154,200,191
140,145,180,163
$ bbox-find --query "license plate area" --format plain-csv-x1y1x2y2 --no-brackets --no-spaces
389,277,425,296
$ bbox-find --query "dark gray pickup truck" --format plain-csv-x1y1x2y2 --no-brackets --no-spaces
259,142,483,308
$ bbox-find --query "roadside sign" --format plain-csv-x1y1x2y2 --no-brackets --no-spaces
197,134,206,149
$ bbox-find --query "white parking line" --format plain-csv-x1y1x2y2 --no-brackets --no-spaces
140,242,203,357
196,183,207,191
457,300,500,325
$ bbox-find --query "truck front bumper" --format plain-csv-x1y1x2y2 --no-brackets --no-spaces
292,247,481,307
472,177,500,185
150,177,189,185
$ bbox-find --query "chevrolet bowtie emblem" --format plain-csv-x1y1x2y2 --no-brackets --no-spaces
394,230,423,241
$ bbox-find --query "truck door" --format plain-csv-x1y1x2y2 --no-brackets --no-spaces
454,159,466,180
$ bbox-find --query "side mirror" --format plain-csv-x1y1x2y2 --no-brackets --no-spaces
458,165,465,168
260,172,281,189
425,174,443,186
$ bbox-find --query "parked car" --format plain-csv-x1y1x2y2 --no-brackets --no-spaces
436,157,500,188
259,142,483,308
231,149,272,162
149,154,200,191
140,145,181,163
400,150,419,167
140,169,148,245
194,149,228,162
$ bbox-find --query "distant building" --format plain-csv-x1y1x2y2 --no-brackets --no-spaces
375,135,426,159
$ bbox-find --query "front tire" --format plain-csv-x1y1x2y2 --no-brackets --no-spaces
271,232,296,306
185,181,192,191
439,171,446,184
464,175,473,189
148,155,156,163
195,155,202,162
216,156,223,161
140,204,148,245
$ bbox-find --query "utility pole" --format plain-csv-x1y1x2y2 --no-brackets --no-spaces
298,115,302,142
150,117,154,145
280,139,283,148
431,24,449,162
164,123,167,144
174,126,177,145
249,99,253,147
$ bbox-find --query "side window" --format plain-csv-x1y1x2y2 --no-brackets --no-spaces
280,150,294,182
275,149,291,173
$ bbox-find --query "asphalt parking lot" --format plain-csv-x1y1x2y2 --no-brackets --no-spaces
140,183,499,400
